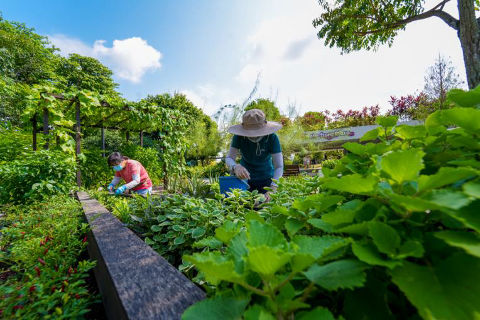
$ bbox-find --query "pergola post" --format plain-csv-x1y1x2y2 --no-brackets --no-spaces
43,107,49,150
126,131,130,142
75,99,82,187
140,130,144,147
101,126,106,157
32,114,37,151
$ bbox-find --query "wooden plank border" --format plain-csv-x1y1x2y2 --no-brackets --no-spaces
76,191,205,320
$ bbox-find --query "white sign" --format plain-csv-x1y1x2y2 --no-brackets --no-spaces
305,120,423,143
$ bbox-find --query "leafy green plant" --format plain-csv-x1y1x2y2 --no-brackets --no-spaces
0,150,76,204
182,86,480,319
0,196,98,319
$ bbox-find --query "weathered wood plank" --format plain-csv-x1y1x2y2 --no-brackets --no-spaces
76,191,205,320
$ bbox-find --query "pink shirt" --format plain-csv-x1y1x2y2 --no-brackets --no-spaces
115,159,152,190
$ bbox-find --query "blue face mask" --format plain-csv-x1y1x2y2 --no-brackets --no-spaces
113,165,123,171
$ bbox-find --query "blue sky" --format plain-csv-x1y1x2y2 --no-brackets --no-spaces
1,0,469,116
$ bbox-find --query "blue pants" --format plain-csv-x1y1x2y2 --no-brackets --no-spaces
248,178,272,194
134,187,152,195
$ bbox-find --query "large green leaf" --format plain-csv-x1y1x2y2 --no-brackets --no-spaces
304,259,367,291
360,127,381,142
377,115,398,128
215,220,240,243
352,242,402,269
447,86,480,108
448,200,480,233
422,190,471,210
426,108,480,133
247,245,292,276
293,235,351,260
321,199,363,226
368,221,401,255
395,125,426,140
323,174,378,194
391,254,480,320
184,252,242,285
248,220,287,249
463,181,480,198
435,231,480,258
379,149,425,184
182,296,249,320
418,167,477,192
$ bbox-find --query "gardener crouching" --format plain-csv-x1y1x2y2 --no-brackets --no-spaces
107,152,153,196
226,109,284,201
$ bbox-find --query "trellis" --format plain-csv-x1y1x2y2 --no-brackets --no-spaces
28,91,186,187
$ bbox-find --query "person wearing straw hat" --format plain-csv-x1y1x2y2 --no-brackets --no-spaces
226,109,284,198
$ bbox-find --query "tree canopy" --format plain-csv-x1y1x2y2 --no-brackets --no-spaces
245,98,281,121
313,0,480,88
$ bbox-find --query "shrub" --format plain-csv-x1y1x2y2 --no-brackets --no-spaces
0,151,76,204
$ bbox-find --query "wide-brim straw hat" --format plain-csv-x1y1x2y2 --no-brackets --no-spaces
228,109,283,137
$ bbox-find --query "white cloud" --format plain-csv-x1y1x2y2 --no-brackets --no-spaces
49,35,162,83
188,0,467,116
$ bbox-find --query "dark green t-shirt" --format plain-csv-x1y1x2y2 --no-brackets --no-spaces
231,134,282,181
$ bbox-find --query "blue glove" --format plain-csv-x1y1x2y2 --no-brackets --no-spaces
115,185,127,195
108,184,115,192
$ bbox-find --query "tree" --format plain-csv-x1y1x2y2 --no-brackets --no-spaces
424,54,464,107
298,111,328,131
55,54,119,96
245,98,281,121
313,0,480,89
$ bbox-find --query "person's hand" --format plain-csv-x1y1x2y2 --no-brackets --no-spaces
234,164,250,180
115,185,127,195
108,184,115,193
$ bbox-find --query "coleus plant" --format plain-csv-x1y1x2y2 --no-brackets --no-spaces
182,86,480,320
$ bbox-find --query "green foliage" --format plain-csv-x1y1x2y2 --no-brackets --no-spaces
245,98,281,121
0,150,76,204
180,87,480,319
0,196,97,318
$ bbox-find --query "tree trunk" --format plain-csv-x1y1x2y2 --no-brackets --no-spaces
457,0,480,89
43,108,49,150
75,100,82,187
32,115,37,151
101,126,105,157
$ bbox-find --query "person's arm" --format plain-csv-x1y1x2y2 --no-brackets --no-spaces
124,165,141,190
225,147,239,172
271,152,284,187
108,176,121,192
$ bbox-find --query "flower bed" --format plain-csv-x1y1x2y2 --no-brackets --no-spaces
0,196,99,319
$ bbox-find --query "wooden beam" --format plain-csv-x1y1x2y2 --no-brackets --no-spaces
140,130,144,147
75,100,82,187
101,126,106,157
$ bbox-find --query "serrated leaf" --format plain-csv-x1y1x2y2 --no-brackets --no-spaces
396,240,424,259
184,252,242,285
304,259,367,291
215,220,240,243
321,199,363,226
293,235,350,260
247,245,292,276
391,254,480,320
418,167,477,192
307,218,334,232
323,174,378,194
389,193,441,212
426,107,480,132
343,142,367,155
285,218,305,237
173,236,185,245
352,242,402,269
380,149,425,184
296,307,335,320
448,200,480,232
182,296,249,320
248,220,287,249
368,221,401,255
435,231,480,258
336,222,370,235
150,225,162,232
